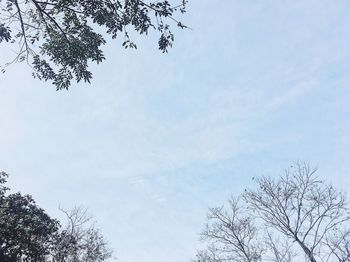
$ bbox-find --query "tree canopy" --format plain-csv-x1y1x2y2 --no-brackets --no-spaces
0,172,59,261
0,171,112,261
0,0,188,90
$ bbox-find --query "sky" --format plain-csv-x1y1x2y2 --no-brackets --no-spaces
1,1,350,261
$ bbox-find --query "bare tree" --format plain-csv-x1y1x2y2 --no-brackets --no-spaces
197,163,350,262
51,206,112,262
265,231,295,262
325,229,350,261
194,247,224,262
199,198,263,262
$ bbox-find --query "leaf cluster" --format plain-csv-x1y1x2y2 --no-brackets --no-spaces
0,0,188,89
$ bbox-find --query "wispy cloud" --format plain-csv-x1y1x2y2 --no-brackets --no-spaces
1,1,350,261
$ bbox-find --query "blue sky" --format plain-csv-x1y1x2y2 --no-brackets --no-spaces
1,1,350,261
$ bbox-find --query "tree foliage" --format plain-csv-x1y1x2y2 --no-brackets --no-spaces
196,163,350,262
0,172,59,261
0,171,112,261
0,0,188,90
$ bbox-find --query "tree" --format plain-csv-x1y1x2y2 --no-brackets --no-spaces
196,163,350,262
0,171,59,261
198,198,263,262
0,0,188,90
0,171,112,261
52,206,112,262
